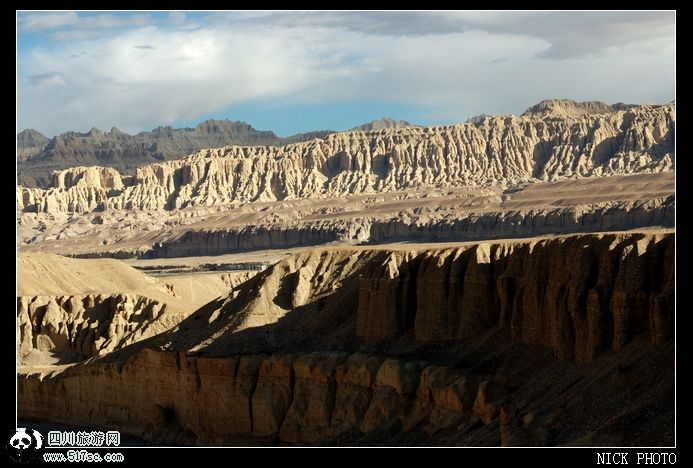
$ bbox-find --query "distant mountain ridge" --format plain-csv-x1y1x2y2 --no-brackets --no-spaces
16,120,337,187
17,101,673,218
17,118,417,188
16,100,649,187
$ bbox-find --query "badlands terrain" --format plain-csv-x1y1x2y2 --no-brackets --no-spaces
16,100,675,446
17,117,411,188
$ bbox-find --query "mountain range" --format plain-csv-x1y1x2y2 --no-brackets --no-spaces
17,118,412,187
16,99,641,188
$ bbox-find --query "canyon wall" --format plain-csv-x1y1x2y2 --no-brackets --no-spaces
141,232,674,361
354,233,674,361
19,338,673,446
17,104,674,215
18,232,674,445
126,197,672,258
17,350,537,445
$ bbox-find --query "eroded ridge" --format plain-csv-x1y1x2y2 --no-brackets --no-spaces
18,232,674,446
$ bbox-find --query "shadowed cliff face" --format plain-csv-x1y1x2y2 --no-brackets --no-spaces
164,232,672,362
18,232,674,446
17,103,674,215
124,196,671,259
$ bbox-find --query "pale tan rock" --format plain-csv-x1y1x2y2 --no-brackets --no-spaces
521,99,618,117
16,253,254,364
18,173,674,259
17,103,674,216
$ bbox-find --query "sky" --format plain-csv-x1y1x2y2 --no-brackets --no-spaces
17,11,675,138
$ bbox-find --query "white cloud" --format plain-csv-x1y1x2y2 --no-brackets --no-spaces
19,12,153,32
51,29,102,41
17,12,675,136
241,11,675,58
20,12,78,31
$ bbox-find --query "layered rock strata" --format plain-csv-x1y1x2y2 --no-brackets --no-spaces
16,120,335,188
18,232,674,445
140,197,673,258
17,103,674,215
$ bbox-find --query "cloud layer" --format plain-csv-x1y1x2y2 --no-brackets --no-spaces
17,11,675,136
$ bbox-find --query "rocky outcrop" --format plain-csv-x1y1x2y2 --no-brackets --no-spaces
142,220,369,258
18,169,675,259
17,350,470,444
17,103,674,215
17,167,127,214
16,253,257,363
354,233,674,362
18,339,673,446
367,197,674,243
131,232,674,362
521,99,633,117
349,118,413,132
17,294,182,361
51,166,125,191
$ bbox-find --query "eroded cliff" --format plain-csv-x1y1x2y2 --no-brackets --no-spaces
17,103,674,215
17,253,254,364
140,196,673,258
18,232,674,445
18,171,675,259
17,294,181,362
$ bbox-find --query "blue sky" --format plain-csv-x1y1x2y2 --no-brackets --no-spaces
17,11,675,137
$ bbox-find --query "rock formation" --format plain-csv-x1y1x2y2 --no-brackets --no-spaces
18,232,674,445
17,120,334,188
17,253,257,363
139,197,673,258
349,118,413,131
150,232,672,361
17,294,180,361
17,171,674,259
17,103,674,214
15,99,676,446
15,102,675,259
521,99,637,117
